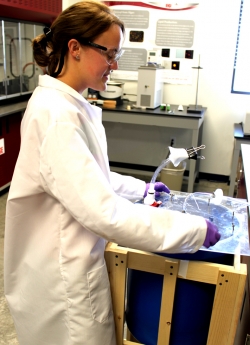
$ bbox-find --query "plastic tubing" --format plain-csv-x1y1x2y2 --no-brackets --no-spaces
182,192,214,213
150,158,170,184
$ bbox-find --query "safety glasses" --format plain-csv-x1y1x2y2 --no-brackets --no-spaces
84,41,124,66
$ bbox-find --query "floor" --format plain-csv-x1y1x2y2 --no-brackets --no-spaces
0,177,230,345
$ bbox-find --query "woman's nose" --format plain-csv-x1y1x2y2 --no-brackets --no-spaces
110,60,118,70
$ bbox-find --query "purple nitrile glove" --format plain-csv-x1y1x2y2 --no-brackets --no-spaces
203,220,221,248
144,182,170,198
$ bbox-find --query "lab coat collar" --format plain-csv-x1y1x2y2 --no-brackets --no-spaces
38,75,108,178
38,75,89,106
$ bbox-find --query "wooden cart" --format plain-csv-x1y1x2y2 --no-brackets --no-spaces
105,242,250,345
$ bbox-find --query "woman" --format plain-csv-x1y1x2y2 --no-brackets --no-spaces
4,1,220,345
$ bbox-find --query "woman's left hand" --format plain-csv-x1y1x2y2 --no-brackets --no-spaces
144,182,170,197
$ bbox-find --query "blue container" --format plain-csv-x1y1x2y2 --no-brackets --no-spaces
126,251,234,345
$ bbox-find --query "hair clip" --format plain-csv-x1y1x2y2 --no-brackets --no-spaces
43,27,52,39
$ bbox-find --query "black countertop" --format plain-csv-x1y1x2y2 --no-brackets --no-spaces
0,100,206,120
234,123,250,139
0,101,27,118
103,103,206,119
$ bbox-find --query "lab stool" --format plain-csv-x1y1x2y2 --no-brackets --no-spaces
105,242,250,345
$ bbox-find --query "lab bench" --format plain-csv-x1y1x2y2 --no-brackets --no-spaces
0,101,27,191
0,101,205,193
229,123,250,197
102,104,206,193
241,144,250,201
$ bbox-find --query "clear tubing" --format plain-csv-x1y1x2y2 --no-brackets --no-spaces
182,192,214,213
150,158,170,184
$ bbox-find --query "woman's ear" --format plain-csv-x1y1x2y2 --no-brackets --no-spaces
68,39,81,60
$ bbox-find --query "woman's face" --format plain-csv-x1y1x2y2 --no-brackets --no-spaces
81,24,124,92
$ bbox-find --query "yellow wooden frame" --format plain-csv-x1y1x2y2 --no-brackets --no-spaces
105,242,248,345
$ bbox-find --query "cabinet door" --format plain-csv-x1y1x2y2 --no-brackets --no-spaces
4,20,21,98
34,24,45,86
0,112,22,189
0,117,9,188
0,118,5,187
0,20,44,100
0,20,7,100
20,23,36,94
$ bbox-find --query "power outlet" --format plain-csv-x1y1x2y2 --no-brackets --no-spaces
170,137,176,147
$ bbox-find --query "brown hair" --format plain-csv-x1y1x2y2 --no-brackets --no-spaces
32,0,125,77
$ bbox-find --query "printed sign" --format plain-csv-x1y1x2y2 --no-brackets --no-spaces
103,1,199,84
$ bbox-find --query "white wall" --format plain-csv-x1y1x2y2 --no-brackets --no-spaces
63,0,78,8
63,0,248,177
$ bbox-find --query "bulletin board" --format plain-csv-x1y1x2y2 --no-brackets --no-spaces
103,1,200,84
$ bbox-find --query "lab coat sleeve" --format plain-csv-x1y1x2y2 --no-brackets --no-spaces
109,171,146,201
40,122,207,254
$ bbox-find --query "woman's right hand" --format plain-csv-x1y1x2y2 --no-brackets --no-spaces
203,220,221,248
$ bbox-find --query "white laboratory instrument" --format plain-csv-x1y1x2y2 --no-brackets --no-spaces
147,50,161,65
136,65,164,109
99,81,124,105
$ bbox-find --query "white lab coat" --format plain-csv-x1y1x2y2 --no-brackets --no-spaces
4,75,207,345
